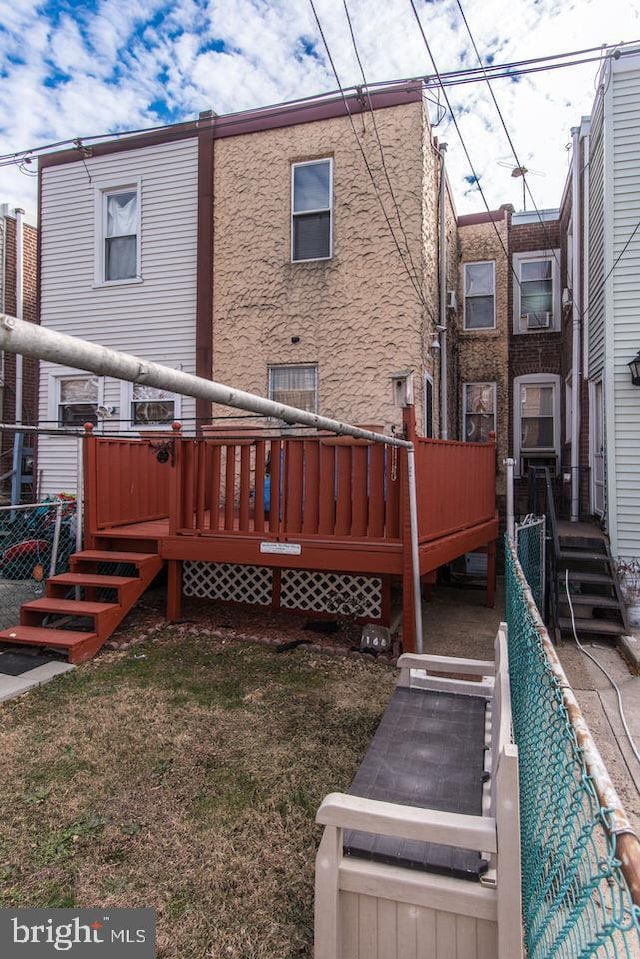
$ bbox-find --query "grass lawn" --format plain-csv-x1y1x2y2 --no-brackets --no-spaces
0,629,395,958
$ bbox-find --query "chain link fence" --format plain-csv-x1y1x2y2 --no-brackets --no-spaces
505,537,640,958
0,497,78,630
515,514,545,614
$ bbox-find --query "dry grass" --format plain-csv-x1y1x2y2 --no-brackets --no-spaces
0,631,395,958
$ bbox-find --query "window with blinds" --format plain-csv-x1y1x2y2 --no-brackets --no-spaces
268,365,319,413
291,159,332,262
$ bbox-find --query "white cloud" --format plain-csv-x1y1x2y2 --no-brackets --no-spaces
0,0,638,214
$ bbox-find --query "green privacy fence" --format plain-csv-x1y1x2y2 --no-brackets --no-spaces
505,538,640,958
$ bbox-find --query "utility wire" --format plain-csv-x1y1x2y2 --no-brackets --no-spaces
407,0,522,294
341,0,424,293
307,0,433,315
454,0,561,274
1,40,637,171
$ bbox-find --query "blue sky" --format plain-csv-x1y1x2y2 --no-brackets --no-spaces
0,0,638,213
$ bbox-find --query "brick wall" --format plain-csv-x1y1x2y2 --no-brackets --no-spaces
2,213,39,501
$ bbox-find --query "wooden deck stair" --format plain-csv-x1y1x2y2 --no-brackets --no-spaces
0,549,164,664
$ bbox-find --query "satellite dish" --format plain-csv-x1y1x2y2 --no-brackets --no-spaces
497,160,546,211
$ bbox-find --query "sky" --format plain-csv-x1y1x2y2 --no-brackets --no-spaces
0,0,638,216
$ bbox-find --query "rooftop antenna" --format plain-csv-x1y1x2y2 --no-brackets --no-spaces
497,160,545,211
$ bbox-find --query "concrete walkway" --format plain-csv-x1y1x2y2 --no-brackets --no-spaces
422,579,640,835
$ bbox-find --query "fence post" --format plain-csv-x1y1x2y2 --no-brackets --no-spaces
167,421,183,621
504,458,515,541
49,501,63,579
82,423,97,549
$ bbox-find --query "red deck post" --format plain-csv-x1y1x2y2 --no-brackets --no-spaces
167,560,183,621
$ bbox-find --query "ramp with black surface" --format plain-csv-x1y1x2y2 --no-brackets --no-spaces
344,686,489,880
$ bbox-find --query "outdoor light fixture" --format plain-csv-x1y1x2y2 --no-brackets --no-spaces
628,351,640,386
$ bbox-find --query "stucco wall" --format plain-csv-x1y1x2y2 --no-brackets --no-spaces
211,101,438,434
456,216,510,496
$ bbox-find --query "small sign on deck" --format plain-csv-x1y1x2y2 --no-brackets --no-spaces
260,542,302,556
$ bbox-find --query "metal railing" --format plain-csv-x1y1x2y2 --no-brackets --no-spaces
505,537,640,957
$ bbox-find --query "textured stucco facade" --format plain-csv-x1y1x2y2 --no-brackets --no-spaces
211,100,442,434
455,213,510,498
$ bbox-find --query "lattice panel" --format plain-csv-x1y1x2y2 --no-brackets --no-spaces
280,570,382,619
183,562,273,606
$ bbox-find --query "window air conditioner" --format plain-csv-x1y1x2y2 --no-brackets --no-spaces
523,311,551,330
446,290,457,311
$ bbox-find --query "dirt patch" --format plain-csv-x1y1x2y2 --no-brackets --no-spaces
0,631,395,958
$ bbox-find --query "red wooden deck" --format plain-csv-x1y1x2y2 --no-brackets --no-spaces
82,411,499,652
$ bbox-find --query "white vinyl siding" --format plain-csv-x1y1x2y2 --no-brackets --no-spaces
38,137,198,494
606,61,640,557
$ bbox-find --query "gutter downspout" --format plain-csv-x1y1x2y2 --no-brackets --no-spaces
570,130,581,523
438,144,448,439
10,208,24,508
582,125,590,380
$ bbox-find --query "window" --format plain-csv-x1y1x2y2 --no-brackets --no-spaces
94,182,141,285
513,250,560,332
463,383,496,442
463,261,495,330
57,375,99,427
131,384,176,426
268,365,318,413
291,159,332,262
513,374,561,475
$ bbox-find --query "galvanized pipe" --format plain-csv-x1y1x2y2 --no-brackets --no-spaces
505,457,516,541
0,313,424,650
570,128,581,523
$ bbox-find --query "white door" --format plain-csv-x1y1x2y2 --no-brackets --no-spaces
590,380,605,516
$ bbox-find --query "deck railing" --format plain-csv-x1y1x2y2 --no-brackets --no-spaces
84,432,171,531
171,433,402,541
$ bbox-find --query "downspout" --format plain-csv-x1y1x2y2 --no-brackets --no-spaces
582,126,590,380
570,130,581,523
438,144,448,439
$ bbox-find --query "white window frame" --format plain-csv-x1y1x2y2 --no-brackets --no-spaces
291,158,333,263
513,373,561,476
463,260,496,331
462,382,497,443
49,369,104,430
121,379,181,432
513,249,561,333
93,179,142,287
268,363,319,414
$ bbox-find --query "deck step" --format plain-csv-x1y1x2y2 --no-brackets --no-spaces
71,550,158,566
21,598,117,617
559,548,610,563
48,573,138,589
0,625,97,650
558,616,625,637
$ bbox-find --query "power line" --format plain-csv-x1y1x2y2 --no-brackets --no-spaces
453,0,561,273
406,0,520,292
341,0,424,294
0,40,637,171
307,0,434,315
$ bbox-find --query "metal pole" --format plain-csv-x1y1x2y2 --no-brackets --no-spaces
505,457,515,541
406,444,423,654
438,144,448,440
49,501,63,579
0,314,413,452
76,435,83,556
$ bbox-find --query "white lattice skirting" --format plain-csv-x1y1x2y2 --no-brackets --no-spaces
183,562,273,606
280,570,382,619
182,562,383,619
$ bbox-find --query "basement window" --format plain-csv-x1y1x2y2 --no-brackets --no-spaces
131,384,177,426
291,159,332,262
57,375,99,427
268,364,318,413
